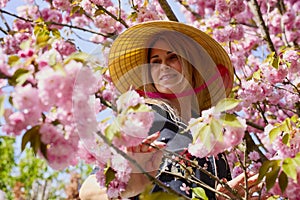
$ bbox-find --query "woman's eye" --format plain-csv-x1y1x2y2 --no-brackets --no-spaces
150,60,161,64
169,54,178,60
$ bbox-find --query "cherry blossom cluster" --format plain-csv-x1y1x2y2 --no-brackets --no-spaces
188,100,247,158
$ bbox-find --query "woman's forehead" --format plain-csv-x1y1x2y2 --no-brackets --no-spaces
150,39,173,51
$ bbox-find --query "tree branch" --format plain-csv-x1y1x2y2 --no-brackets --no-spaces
177,0,202,20
158,0,178,22
249,0,277,56
0,9,111,37
245,120,264,131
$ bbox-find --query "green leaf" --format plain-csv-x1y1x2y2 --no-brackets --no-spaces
278,171,288,193
49,51,58,66
20,39,32,50
193,124,211,149
127,104,152,113
210,118,223,142
104,167,115,187
36,30,50,46
31,132,41,156
8,68,31,86
51,28,61,38
293,153,300,165
192,187,208,200
266,52,279,69
290,115,298,123
94,9,105,17
214,98,240,113
0,96,5,117
281,133,290,146
269,126,281,143
219,113,242,127
265,165,280,191
40,142,48,159
271,55,280,69
65,52,89,64
70,6,81,16
282,118,291,131
53,63,66,75
258,160,274,182
252,69,261,80
8,55,20,66
21,126,40,152
282,157,297,180
104,121,120,143
127,12,138,21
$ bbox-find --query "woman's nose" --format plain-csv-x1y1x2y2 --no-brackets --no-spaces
160,63,170,71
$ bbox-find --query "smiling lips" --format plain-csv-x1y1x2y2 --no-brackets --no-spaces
159,73,178,81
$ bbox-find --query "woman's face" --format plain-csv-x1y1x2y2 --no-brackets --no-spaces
149,39,184,94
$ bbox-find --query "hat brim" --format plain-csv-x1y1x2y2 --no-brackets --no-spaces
108,20,234,111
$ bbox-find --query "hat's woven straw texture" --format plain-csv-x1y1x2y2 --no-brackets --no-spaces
108,21,234,111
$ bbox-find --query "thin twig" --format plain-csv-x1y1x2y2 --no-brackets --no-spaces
276,0,286,15
0,26,8,35
0,9,111,37
285,77,300,95
117,0,122,21
0,12,11,31
239,141,250,199
162,170,232,200
160,148,243,200
255,102,269,124
271,83,298,96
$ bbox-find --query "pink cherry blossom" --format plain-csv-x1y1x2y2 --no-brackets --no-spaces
90,0,113,7
52,0,71,10
229,0,245,17
12,84,43,125
122,111,154,138
180,183,190,195
80,0,93,14
53,40,77,56
77,142,97,164
136,7,160,22
2,110,27,136
40,8,63,29
12,20,32,32
116,90,145,112
248,151,260,161
39,123,79,170
0,0,9,8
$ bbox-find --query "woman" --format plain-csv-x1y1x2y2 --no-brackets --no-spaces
80,21,261,200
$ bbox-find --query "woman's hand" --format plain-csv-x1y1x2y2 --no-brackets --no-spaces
216,172,268,200
126,132,166,173
120,132,166,198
